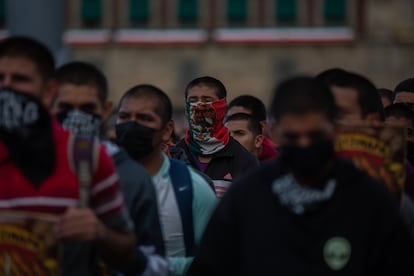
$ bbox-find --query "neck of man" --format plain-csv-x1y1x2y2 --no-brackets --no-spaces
257,144,264,156
138,150,165,177
293,160,334,188
197,154,212,163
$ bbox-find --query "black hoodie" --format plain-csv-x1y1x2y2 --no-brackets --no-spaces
189,158,414,276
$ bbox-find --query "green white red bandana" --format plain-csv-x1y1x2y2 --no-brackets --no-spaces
185,98,229,155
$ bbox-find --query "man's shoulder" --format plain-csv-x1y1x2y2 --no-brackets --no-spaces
334,157,382,187
188,166,215,191
111,147,154,189
110,145,149,176
229,160,278,192
167,158,212,190
259,136,278,162
225,137,260,164
227,137,253,155
334,158,398,203
175,139,187,151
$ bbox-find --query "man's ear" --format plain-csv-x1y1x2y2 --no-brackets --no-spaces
42,79,57,109
102,100,114,120
254,134,264,150
162,120,175,143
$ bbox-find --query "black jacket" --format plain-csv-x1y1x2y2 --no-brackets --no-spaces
189,158,414,276
175,137,259,183
111,148,165,274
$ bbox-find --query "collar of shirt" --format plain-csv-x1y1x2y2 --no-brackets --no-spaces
152,153,171,185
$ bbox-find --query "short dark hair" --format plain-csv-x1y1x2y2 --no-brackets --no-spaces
328,71,385,121
119,84,172,126
0,36,55,81
270,76,337,122
228,95,267,122
385,103,414,125
225,113,262,137
185,76,227,99
55,61,108,104
378,88,394,104
315,68,348,87
394,78,414,94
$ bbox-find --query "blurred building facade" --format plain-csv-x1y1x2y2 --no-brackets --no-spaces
2,0,414,108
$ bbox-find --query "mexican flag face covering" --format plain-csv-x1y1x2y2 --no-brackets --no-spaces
185,98,230,155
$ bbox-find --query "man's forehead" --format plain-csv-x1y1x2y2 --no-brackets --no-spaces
0,56,38,73
395,92,414,102
57,83,100,100
227,106,251,116
188,85,218,98
331,86,358,101
226,119,248,128
226,119,249,130
386,115,411,127
120,96,157,112
276,112,333,129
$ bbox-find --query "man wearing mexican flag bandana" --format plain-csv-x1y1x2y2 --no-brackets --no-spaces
187,97,228,153
175,76,259,198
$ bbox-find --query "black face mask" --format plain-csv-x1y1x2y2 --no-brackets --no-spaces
115,121,155,160
279,140,335,179
0,88,55,186
56,110,102,137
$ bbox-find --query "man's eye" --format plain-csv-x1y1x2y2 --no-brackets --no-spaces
283,133,299,141
118,114,128,120
80,106,95,114
13,75,31,83
57,103,74,113
141,115,152,122
308,131,326,141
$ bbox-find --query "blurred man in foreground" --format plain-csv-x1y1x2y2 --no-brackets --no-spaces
0,36,135,275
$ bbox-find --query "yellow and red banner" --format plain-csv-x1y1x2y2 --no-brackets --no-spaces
335,123,405,201
0,211,60,276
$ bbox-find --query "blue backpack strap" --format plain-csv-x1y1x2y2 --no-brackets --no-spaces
169,158,195,257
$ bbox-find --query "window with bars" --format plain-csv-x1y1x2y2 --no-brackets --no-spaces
130,0,149,25
324,0,346,25
276,0,297,25
81,0,102,26
73,0,352,32
227,0,247,25
178,0,198,26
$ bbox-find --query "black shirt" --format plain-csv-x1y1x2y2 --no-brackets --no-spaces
189,158,414,276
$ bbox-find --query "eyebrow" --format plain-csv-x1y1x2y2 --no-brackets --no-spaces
79,102,98,110
188,95,215,101
57,102,74,110
12,73,33,82
0,73,33,82
118,110,130,115
232,129,247,134
57,102,98,110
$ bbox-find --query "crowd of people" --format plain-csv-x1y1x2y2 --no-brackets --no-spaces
1,36,414,275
